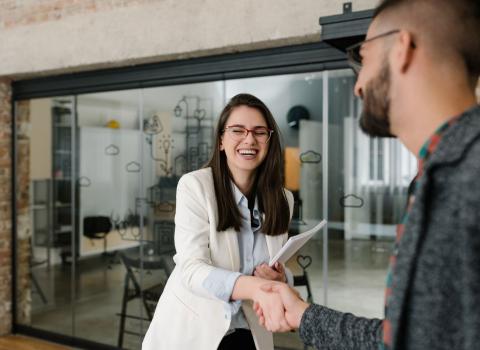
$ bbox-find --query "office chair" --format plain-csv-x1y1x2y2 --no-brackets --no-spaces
30,237,48,304
83,216,112,255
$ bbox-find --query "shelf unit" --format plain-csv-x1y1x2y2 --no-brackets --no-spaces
31,179,52,261
51,97,78,262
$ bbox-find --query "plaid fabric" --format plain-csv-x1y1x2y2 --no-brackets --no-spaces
382,118,459,349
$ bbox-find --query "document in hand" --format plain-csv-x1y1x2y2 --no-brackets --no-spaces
269,219,327,267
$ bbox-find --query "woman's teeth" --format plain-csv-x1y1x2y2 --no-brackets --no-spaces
238,149,257,155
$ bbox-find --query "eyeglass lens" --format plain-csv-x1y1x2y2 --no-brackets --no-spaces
226,126,271,143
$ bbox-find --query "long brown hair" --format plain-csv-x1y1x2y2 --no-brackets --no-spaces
206,93,290,236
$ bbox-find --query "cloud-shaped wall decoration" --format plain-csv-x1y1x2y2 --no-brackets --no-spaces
339,194,364,208
300,150,322,164
105,144,120,156
78,176,91,187
126,161,141,173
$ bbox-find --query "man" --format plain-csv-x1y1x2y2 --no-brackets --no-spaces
255,0,480,349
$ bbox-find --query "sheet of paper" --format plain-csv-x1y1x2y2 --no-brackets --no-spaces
269,219,327,267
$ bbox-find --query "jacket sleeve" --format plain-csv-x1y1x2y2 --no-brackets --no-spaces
173,174,219,300
299,304,383,349
459,158,480,349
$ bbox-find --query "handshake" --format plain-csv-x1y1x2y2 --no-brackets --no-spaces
251,280,310,333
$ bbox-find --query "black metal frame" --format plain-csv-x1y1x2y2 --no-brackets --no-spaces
320,8,374,52
12,42,347,100
10,7,372,349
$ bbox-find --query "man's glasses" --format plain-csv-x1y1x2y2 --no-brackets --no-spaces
223,125,274,144
346,29,401,74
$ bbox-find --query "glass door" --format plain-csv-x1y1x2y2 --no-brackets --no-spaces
15,68,416,349
325,69,416,318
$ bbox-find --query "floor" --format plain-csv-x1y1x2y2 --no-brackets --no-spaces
0,335,72,350
26,238,392,350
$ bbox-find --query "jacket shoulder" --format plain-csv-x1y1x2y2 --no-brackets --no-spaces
283,188,294,220
178,168,213,190
459,136,480,188
283,188,294,204
177,168,216,205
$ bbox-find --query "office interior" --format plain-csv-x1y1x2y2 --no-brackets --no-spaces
14,68,417,349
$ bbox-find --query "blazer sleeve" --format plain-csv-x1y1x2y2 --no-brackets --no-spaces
299,304,383,349
173,173,218,300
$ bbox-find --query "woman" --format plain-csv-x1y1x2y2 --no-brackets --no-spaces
143,93,294,350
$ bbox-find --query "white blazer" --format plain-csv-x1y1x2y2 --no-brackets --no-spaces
143,167,294,350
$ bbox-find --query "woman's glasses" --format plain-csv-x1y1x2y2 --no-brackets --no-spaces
223,125,274,144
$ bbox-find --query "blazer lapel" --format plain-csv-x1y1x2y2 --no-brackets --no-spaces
265,233,283,262
206,175,240,272
224,228,240,272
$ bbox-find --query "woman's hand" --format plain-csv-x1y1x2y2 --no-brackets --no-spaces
253,283,308,331
253,262,286,282
231,275,290,332
252,282,291,332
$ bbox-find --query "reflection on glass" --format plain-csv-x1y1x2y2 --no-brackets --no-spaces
75,84,226,348
18,97,74,336
326,69,417,318
15,70,417,349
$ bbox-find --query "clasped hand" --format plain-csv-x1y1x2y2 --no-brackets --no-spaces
253,282,309,333
253,262,286,282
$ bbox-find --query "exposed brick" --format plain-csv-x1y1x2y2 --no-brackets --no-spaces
0,80,12,336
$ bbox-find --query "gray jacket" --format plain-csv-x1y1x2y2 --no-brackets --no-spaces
299,105,480,350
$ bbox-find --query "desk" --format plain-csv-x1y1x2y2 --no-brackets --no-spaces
80,226,143,257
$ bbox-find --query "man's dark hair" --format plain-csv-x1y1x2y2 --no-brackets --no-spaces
373,0,480,84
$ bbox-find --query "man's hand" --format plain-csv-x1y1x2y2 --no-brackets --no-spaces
252,284,291,332
253,282,309,332
253,262,286,282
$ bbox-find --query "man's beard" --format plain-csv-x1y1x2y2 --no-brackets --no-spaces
359,61,395,138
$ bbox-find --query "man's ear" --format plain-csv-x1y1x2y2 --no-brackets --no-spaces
394,30,416,73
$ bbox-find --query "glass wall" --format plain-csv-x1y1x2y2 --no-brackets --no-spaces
16,96,75,337
16,70,416,349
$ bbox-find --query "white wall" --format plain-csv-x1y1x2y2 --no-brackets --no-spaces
0,0,378,78
30,99,52,180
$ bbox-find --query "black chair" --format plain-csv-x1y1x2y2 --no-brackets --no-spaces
83,216,112,255
293,255,313,303
289,191,307,236
293,254,313,350
30,237,48,305
117,251,174,348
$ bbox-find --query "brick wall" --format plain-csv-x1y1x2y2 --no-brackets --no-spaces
16,100,31,326
0,80,12,335
0,81,31,334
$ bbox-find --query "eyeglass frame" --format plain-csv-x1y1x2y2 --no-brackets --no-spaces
346,29,401,75
223,125,274,144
